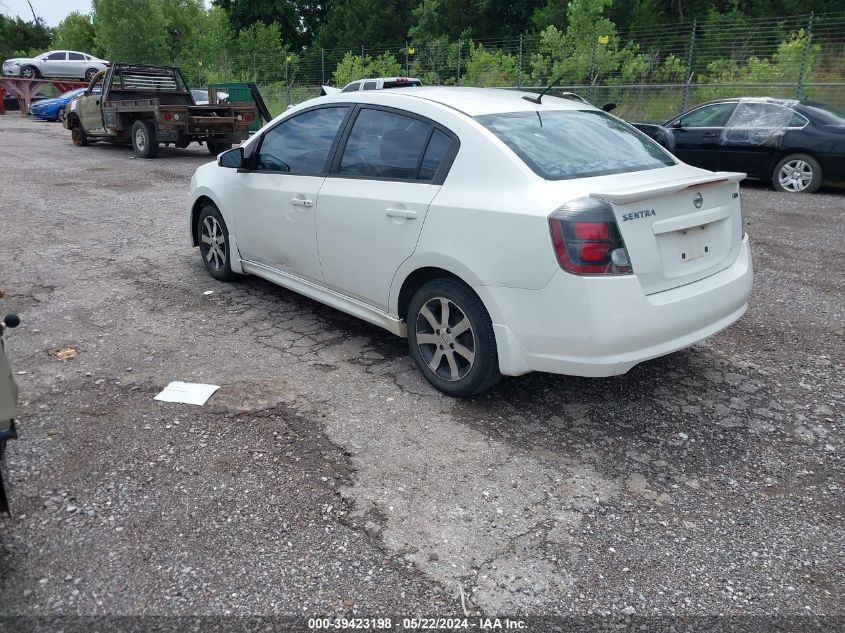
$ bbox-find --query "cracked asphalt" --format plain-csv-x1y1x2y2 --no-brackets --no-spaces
0,115,843,630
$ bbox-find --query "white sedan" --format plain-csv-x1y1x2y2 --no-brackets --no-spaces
2,50,109,82
188,87,753,397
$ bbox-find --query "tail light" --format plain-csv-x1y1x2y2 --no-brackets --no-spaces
548,197,632,275
163,112,172,121
244,113,254,123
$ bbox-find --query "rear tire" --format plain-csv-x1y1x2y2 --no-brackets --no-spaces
207,141,232,156
772,153,822,194
407,279,501,398
84,68,99,82
197,203,236,282
131,119,159,159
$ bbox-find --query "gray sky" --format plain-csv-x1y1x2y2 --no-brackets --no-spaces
0,0,92,26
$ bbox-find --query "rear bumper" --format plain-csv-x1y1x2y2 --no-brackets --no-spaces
477,235,753,377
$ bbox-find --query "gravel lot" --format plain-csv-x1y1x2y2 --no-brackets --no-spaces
0,115,843,631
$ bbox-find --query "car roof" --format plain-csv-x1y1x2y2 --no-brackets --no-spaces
327,86,597,117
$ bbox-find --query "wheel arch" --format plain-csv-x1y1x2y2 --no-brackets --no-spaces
190,195,216,247
770,147,823,175
396,266,466,323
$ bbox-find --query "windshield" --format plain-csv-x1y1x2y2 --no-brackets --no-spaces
475,110,675,180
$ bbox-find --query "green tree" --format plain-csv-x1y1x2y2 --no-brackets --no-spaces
409,0,542,42
92,0,169,64
158,0,206,63
332,52,365,86
214,0,309,49
462,42,519,86
366,51,403,77
236,21,287,82
316,0,419,50
529,0,647,86
52,12,96,54
0,14,51,61
175,6,235,85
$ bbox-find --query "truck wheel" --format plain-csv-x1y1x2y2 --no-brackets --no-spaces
131,120,159,159
71,125,89,146
207,141,232,156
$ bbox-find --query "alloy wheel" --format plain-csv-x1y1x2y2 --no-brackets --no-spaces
415,297,476,382
778,159,813,192
21,67,35,79
201,216,226,271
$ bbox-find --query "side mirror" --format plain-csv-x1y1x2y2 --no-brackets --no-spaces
671,119,685,130
219,147,244,169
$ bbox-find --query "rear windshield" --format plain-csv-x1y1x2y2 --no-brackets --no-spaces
801,102,845,125
475,110,675,180
383,80,422,89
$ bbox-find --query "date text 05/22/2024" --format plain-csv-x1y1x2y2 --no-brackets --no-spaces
307,617,528,630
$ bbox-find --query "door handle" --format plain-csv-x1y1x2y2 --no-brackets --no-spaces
703,132,717,138
291,198,314,208
386,208,417,219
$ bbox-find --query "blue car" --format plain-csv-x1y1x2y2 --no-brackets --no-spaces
29,87,99,121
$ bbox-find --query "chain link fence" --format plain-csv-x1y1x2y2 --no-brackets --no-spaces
189,11,845,120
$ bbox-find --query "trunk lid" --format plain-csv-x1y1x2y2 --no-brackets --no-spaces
589,171,745,294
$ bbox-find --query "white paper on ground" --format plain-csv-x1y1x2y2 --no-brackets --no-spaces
154,381,220,406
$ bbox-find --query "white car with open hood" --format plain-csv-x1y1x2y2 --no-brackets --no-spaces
188,87,753,397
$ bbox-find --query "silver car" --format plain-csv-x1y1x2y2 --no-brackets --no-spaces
2,50,109,82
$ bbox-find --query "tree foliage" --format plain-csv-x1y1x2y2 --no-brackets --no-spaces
92,0,169,64
52,12,96,54
332,50,403,86
0,14,51,60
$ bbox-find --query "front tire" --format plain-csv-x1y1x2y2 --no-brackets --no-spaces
131,119,159,159
20,65,38,79
407,279,501,397
772,153,822,193
71,125,89,146
197,203,236,282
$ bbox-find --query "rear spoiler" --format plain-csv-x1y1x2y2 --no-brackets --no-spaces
591,172,746,205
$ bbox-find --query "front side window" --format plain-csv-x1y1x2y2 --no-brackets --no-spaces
47,52,67,61
679,103,736,128
476,110,674,181
341,82,360,93
255,106,348,175
339,108,434,180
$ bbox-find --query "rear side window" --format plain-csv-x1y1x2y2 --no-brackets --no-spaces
255,106,348,175
419,130,451,180
339,108,434,180
68,52,84,60
476,110,674,181
363,81,378,90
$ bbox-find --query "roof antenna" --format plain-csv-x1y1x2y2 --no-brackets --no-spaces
523,76,563,105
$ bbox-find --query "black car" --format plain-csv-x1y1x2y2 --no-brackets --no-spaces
653,98,845,193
